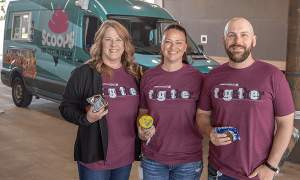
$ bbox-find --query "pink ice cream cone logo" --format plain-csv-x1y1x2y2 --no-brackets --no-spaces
48,5,69,34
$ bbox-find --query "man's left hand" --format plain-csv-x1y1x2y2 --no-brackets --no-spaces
248,164,275,180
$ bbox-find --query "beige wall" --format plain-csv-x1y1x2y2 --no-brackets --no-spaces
164,0,289,62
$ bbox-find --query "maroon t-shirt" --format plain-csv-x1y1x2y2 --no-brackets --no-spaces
198,60,295,179
140,64,205,166
80,66,139,170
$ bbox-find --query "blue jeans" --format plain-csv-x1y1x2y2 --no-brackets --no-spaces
208,163,237,180
141,155,203,180
77,162,132,180
207,163,273,180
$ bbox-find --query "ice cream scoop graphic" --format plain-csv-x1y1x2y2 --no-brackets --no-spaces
48,5,69,34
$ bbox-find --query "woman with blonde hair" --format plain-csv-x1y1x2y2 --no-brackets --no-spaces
59,20,147,180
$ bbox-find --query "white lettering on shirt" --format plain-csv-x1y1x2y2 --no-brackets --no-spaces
214,88,264,101
102,86,139,98
148,89,193,101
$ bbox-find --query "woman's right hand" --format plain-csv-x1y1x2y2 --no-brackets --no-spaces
86,106,108,123
138,125,156,141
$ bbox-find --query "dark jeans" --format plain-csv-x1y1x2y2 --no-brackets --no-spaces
77,162,132,180
208,163,237,180
208,163,274,180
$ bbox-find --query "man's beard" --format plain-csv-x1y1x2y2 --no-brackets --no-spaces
224,41,253,63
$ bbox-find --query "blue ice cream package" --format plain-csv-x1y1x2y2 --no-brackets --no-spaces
215,126,241,141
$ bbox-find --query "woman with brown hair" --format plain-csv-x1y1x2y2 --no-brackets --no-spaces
59,20,147,180
136,24,205,180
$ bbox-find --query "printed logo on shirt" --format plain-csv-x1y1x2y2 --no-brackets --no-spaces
154,85,172,88
214,87,264,102
103,83,119,86
102,86,138,98
220,83,238,87
148,89,193,101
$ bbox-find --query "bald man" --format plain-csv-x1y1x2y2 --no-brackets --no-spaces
196,17,295,180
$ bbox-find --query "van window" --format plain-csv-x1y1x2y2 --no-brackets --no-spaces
83,16,101,53
11,12,32,41
109,15,202,56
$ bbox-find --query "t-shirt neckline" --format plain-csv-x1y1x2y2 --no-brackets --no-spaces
159,63,187,74
112,64,124,72
226,59,258,72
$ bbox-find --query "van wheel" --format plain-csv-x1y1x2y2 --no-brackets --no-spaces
12,77,33,107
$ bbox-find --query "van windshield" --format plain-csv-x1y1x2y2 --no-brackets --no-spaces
108,15,201,56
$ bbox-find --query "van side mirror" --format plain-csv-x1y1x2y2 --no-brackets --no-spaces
198,45,204,52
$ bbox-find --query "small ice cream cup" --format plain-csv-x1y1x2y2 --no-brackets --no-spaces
139,115,153,131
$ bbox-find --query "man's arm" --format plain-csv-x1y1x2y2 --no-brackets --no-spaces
196,108,231,146
267,113,294,170
249,112,294,179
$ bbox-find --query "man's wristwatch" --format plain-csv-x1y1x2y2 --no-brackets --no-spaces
265,162,280,175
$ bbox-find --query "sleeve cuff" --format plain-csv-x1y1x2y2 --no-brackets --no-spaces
83,116,92,126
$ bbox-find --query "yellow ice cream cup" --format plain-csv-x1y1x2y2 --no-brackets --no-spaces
139,115,153,131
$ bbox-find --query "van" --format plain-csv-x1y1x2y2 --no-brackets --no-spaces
1,0,219,107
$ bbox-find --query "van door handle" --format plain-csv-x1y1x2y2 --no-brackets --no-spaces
76,59,84,63
65,56,72,60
